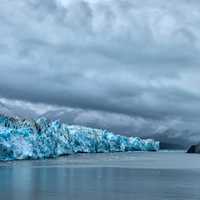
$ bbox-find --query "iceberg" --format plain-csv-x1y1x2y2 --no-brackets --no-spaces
0,115,159,161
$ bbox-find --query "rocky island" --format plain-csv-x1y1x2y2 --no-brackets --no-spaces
187,144,200,154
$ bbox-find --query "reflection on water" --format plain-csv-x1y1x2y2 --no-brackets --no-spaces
0,152,200,200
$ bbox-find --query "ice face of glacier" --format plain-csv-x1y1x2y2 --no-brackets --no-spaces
0,115,160,161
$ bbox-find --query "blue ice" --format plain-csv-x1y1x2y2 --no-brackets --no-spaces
0,115,159,160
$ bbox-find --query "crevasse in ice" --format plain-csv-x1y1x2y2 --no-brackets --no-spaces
0,115,159,161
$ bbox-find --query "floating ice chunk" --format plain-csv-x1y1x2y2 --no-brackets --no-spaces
0,115,160,161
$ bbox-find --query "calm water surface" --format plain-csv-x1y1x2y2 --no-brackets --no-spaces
0,151,200,200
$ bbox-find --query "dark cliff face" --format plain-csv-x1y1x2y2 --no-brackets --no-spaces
187,144,200,154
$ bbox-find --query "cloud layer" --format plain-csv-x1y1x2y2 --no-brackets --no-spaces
0,0,200,145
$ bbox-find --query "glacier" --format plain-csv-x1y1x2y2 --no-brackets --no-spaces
0,115,159,161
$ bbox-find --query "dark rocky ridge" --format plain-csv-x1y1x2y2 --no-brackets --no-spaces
187,144,200,154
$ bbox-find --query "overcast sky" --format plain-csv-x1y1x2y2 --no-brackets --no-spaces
0,0,200,144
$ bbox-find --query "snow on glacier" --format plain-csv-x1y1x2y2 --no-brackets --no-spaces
0,115,160,161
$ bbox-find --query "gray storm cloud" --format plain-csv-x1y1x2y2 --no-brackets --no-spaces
0,0,200,146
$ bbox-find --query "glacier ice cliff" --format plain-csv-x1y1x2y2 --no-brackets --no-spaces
0,115,159,161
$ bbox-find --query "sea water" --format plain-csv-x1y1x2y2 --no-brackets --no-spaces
0,151,199,200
